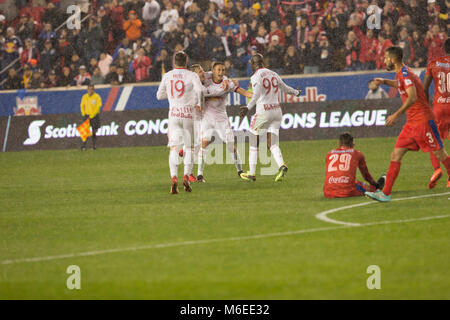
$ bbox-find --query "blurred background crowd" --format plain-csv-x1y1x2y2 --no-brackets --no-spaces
0,0,448,90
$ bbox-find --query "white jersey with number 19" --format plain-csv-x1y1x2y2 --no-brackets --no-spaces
156,67,204,119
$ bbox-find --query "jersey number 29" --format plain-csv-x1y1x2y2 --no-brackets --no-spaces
328,153,352,172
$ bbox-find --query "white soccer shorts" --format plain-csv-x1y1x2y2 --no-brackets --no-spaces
201,116,235,143
167,117,195,148
249,109,282,136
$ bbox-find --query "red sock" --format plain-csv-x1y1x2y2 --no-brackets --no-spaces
442,156,450,177
430,152,441,170
383,161,401,196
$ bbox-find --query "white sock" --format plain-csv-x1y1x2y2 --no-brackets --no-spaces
169,148,179,178
187,147,196,174
198,147,207,176
227,142,242,172
270,144,284,168
183,146,193,176
249,146,258,175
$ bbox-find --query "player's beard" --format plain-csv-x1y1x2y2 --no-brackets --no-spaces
385,62,394,71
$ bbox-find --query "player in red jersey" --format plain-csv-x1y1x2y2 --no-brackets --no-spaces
423,38,450,189
324,133,385,198
366,46,450,202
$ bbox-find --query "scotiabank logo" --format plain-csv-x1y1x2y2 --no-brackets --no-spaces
23,120,45,145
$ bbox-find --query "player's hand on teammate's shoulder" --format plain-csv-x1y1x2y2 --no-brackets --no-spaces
239,106,248,119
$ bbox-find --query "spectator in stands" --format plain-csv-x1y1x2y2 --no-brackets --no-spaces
123,10,142,42
302,33,321,74
20,38,40,67
88,57,98,75
106,64,119,84
98,6,114,52
411,30,427,68
268,20,285,47
38,23,56,50
284,44,301,75
16,14,33,42
353,25,378,71
158,1,179,38
265,35,284,75
318,35,333,73
116,65,132,84
132,47,151,82
21,65,33,89
2,27,22,70
376,32,393,70
80,17,104,62
3,68,21,90
189,22,212,63
396,28,415,66
40,40,56,75
29,69,43,89
142,0,161,36
45,70,59,88
59,66,72,87
365,80,389,100
41,1,63,29
424,24,446,63
98,52,113,78
407,0,429,34
73,65,91,86
90,67,105,85
152,48,171,81
254,24,268,54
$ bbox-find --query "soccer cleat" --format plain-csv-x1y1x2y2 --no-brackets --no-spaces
240,171,256,181
170,176,179,194
275,165,288,182
365,190,391,202
428,168,443,189
179,149,184,157
376,173,386,190
196,175,206,183
81,145,86,151
447,178,450,188
183,175,192,192
188,174,197,182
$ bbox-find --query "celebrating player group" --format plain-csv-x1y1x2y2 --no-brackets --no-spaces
157,39,450,200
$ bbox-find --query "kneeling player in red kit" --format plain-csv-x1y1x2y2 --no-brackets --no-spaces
324,133,385,198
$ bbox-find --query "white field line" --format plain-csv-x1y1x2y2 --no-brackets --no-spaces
315,192,450,226
2,193,450,265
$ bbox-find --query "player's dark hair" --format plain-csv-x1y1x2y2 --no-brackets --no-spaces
88,84,95,89
174,51,188,67
250,53,265,69
211,61,224,69
339,133,354,148
386,46,403,63
445,38,450,54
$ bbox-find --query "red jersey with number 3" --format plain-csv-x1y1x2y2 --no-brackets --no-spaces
426,56,450,109
324,147,376,198
396,65,434,125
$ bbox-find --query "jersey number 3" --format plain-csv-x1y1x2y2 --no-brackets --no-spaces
328,153,352,172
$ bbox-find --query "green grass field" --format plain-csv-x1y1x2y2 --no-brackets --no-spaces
1,137,449,299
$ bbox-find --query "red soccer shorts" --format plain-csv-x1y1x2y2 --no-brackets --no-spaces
324,181,376,198
434,107,450,140
395,120,443,152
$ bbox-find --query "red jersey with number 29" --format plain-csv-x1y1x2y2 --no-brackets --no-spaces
426,55,450,108
324,147,376,198
396,65,434,125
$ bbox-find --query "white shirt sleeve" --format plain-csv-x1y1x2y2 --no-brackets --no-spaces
246,76,261,111
275,73,300,96
156,74,168,100
191,73,204,108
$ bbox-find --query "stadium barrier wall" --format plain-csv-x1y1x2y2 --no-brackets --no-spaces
0,69,426,117
2,98,405,152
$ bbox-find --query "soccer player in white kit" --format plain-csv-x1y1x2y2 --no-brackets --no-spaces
240,53,302,181
156,51,204,194
192,61,252,182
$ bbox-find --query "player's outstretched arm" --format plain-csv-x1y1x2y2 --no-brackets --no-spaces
275,74,301,96
156,74,168,100
374,78,397,88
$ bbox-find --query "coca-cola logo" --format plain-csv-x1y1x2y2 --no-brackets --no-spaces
437,97,450,104
328,176,350,184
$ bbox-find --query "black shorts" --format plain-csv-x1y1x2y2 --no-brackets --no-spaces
89,115,100,131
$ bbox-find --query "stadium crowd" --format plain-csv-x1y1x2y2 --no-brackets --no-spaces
0,0,448,90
